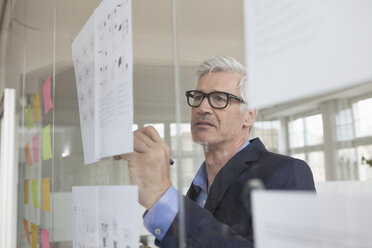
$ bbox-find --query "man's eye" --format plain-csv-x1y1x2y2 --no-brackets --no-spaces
194,95,203,101
213,95,226,102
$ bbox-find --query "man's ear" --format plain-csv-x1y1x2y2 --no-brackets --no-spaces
243,108,257,128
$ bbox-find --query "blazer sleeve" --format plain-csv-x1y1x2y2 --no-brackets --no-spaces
155,196,254,248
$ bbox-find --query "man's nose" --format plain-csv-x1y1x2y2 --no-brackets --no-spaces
197,97,213,113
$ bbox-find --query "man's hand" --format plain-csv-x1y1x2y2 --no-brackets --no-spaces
114,126,172,210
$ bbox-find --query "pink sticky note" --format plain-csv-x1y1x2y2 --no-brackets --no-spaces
41,228,50,248
42,76,53,114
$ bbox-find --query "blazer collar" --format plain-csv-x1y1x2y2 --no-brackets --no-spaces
203,138,265,213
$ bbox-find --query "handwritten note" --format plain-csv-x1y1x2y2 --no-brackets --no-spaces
42,124,52,160
43,76,53,114
25,104,33,129
32,134,39,163
72,14,98,165
23,219,31,245
73,185,139,248
25,142,33,166
42,178,50,212
32,179,39,208
31,223,37,248
33,93,41,122
41,228,51,248
24,179,29,204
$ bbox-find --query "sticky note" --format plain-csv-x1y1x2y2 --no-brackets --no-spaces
25,142,33,167
33,93,40,122
32,134,39,163
31,223,37,248
43,76,53,114
32,179,39,208
42,124,52,160
24,179,29,204
41,228,51,248
42,178,50,212
23,219,31,245
25,104,33,129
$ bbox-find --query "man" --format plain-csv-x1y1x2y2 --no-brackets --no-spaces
117,56,315,247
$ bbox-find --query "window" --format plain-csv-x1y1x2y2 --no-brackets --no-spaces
288,118,305,148
253,120,281,152
357,145,372,181
335,109,355,141
307,151,326,182
304,114,323,146
170,123,194,152
353,98,372,137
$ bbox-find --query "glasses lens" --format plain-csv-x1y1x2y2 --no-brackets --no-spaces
188,91,204,106
210,92,228,108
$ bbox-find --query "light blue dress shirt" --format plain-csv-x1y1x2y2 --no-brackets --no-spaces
143,140,250,241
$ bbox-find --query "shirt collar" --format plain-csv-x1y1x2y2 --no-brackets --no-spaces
192,139,251,192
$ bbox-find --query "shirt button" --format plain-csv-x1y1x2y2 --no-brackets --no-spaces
154,228,162,235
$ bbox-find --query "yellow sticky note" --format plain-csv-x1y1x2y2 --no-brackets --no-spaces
25,104,33,129
31,223,37,248
23,219,31,245
42,178,50,212
24,179,29,204
33,93,41,123
31,179,39,208
42,124,52,160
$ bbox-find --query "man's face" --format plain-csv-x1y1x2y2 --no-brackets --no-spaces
191,71,251,148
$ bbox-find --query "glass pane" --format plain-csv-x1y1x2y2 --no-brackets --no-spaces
304,114,324,146
307,151,326,182
353,98,372,137
357,145,372,181
253,120,281,151
288,118,305,148
170,123,194,152
335,108,355,141
337,148,358,180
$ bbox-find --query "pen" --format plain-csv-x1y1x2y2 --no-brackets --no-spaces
169,159,174,165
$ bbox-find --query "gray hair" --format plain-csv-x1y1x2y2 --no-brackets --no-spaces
197,56,248,103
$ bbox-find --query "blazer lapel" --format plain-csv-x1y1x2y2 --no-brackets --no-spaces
204,138,265,214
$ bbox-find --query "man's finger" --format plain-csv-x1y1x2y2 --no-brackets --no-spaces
139,126,163,143
120,152,136,161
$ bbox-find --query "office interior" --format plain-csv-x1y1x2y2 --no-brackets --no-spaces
0,0,371,247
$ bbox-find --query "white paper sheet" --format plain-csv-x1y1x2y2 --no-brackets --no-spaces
72,0,133,164
72,186,139,248
94,0,133,158
252,191,372,248
72,15,98,164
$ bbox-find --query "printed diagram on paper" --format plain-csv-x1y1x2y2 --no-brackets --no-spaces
72,0,133,165
73,186,139,248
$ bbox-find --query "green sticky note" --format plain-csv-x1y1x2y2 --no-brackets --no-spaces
42,124,52,160
31,179,39,208
25,104,33,130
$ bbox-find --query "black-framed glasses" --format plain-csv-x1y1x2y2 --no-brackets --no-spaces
185,90,245,109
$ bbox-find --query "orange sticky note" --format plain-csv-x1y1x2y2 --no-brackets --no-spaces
42,178,50,212
32,179,39,208
25,142,33,167
43,76,53,114
32,134,39,163
31,223,37,248
25,104,33,129
33,93,41,122
41,228,50,248
23,219,31,245
24,179,29,204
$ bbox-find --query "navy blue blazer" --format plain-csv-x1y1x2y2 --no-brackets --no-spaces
156,138,316,248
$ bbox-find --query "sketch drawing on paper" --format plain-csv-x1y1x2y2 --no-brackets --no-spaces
72,0,133,165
